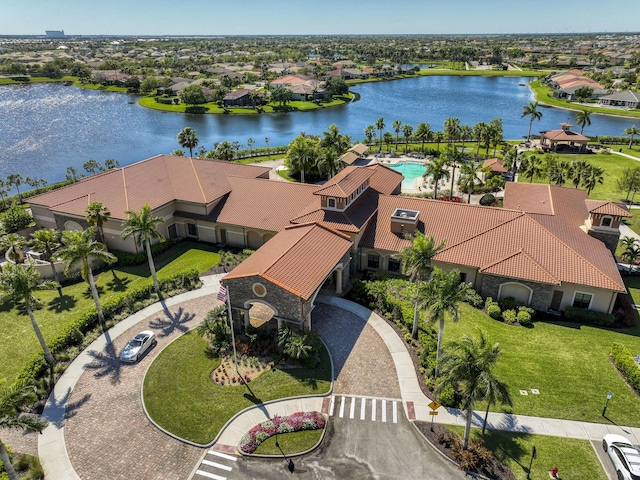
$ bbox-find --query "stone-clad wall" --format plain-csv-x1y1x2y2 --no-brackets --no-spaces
480,274,553,311
54,214,90,232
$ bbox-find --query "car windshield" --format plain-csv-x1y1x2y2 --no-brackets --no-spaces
129,339,143,348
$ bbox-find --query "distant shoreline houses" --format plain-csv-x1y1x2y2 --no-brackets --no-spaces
546,69,640,109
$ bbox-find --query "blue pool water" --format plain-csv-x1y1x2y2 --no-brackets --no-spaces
388,162,428,190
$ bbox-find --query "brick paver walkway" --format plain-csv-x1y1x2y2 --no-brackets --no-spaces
0,428,38,456
313,303,400,399
64,297,213,480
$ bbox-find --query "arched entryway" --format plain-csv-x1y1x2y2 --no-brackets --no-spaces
498,282,532,305
246,231,263,250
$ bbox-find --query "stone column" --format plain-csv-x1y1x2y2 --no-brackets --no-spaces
335,268,343,295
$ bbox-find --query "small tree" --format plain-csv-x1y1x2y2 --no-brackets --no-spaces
84,201,111,248
0,205,33,233
177,127,199,158
29,228,63,295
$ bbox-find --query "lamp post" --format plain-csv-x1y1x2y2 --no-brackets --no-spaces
602,392,613,417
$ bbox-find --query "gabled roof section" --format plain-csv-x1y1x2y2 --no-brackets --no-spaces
28,155,271,219
365,163,404,195
223,223,352,300
339,151,359,165
483,158,508,173
541,129,590,142
480,250,560,285
585,199,631,217
314,166,375,198
503,183,555,215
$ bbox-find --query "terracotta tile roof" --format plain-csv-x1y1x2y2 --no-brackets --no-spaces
365,163,404,195
480,250,559,285
585,200,631,217
223,223,352,300
540,129,590,142
27,155,271,219
503,183,555,215
483,158,508,173
314,166,375,198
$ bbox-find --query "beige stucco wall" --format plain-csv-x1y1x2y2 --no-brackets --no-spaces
30,205,57,230
553,282,618,313
433,261,478,286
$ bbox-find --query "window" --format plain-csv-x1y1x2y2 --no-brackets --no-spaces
187,223,198,236
388,258,401,273
600,216,612,227
367,254,380,269
327,198,336,208
572,292,593,309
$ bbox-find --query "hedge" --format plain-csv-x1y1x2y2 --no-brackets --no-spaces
111,239,176,266
610,343,640,394
563,306,615,326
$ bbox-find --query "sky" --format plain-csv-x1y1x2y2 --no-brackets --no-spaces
1,0,640,36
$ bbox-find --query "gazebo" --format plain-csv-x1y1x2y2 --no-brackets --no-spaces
540,123,590,153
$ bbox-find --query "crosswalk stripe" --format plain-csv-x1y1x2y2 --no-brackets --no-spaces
381,399,387,423
329,395,335,416
349,397,356,419
339,395,346,418
196,470,226,480
360,397,366,420
207,451,237,462
371,398,376,421
202,459,233,471
392,401,398,424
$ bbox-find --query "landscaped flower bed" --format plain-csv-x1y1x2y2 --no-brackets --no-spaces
238,411,326,454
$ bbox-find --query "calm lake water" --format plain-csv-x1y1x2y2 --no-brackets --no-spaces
0,77,637,184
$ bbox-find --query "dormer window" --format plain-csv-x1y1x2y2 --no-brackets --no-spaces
600,216,612,228
328,198,336,208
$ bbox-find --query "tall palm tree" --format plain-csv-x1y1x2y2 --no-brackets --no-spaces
437,330,509,448
392,120,402,148
177,127,199,158
625,125,639,149
459,125,473,153
414,123,432,154
433,131,445,152
473,122,488,156
458,161,485,203
425,155,450,200
29,229,63,296
398,232,445,339
422,267,471,380
575,110,592,135
402,124,413,154
488,118,504,156
285,133,319,184
443,117,460,147
58,227,116,327
441,146,463,199
0,263,58,366
84,201,111,248
364,125,375,146
521,101,543,142
317,148,342,180
321,124,351,155
121,204,165,292
375,117,386,152
383,132,394,152
0,382,49,480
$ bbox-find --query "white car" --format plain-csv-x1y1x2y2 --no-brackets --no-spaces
603,434,640,480
119,330,156,363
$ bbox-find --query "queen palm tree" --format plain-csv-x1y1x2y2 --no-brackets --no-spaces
29,229,63,296
459,125,473,153
458,161,486,203
317,148,342,180
414,123,432,154
364,125,375,146
521,101,543,142
321,123,351,155
441,147,463,199
0,263,58,366
425,155,449,200
575,110,592,135
398,232,445,339
0,382,49,480
443,117,460,147
84,201,111,248
402,124,413,154
177,127,199,158
422,267,471,380
58,227,116,327
392,120,402,148
433,131,445,152
473,122,488,156
375,117,386,152
285,133,319,184
625,125,639,149
437,330,509,448
121,204,165,292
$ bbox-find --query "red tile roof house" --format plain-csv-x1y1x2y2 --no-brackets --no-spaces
28,155,628,326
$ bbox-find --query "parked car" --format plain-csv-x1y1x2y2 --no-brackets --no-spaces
119,330,156,363
603,434,640,480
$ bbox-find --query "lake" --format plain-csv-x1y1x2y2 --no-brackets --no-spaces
0,76,637,184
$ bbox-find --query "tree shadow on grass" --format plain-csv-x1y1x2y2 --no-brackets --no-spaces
82,284,104,299
147,303,194,338
479,429,531,473
106,270,131,292
47,295,77,313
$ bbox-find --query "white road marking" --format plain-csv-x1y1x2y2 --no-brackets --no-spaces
360,397,366,420
371,398,376,421
349,397,356,419
339,395,346,418
329,395,335,416
382,399,387,423
196,470,226,480
202,460,232,471
392,401,398,424
207,451,237,462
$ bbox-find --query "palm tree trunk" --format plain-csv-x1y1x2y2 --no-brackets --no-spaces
527,118,533,141
449,166,456,199
411,301,419,339
0,441,19,480
301,167,305,184
434,317,445,380
463,404,473,450
26,304,55,367
145,238,160,292
433,176,439,200
49,260,63,297
482,400,492,435
86,264,105,327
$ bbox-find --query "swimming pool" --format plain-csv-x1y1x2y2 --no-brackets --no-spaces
388,162,428,190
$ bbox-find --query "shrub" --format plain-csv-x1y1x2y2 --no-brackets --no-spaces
610,343,640,394
464,288,484,308
487,304,502,320
502,309,517,324
1,204,33,233
517,305,536,319
484,297,495,309
111,239,175,266
498,296,517,311
614,294,637,327
479,193,496,206
563,306,614,326
517,310,532,325
436,381,456,407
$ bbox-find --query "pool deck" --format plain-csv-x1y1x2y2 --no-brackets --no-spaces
366,154,459,194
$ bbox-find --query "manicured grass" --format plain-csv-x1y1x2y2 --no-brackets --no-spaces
0,241,220,389
252,429,324,455
74,81,128,93
143,330,332,444
276,169,297,182
236,153,285,165
447,426,606,480
443,303,640,426
0,76,77,85
622,214,640,236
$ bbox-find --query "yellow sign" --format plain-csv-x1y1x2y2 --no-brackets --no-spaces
428,400,441,410
429,411,439,415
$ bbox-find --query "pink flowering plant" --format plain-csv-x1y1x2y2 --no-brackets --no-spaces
239,411,326,454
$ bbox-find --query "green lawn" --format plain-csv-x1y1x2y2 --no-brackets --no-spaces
143,330,332,444
447,426,606,480
0,76,78,85
443,303,640,426
0,241,220,389
252,429,324,455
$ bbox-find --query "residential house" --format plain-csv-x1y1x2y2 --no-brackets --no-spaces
598,90,640,109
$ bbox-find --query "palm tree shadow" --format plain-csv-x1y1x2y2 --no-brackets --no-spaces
480,429,530,471
44,387,92,428
147,304,194,337
85,339,123,385
106,270,131,292
82,284,105,299
47,295,77,313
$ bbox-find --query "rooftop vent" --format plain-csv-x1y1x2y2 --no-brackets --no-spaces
391,208,420,234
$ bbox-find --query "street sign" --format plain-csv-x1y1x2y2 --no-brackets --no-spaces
428,400,441,410
429,411,439,415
